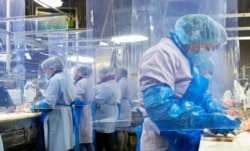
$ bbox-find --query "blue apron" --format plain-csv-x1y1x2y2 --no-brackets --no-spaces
159,33,209,151
159,70,208,151
71,99,91,151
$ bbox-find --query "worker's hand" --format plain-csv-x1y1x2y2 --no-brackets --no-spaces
224,109,241,117
209,128,240,136
38,100,51,112
209,117,241,136
209,129,235,136
30,103,39,113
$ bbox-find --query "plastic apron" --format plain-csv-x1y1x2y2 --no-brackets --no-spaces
158,33,209,151
71,98,91,151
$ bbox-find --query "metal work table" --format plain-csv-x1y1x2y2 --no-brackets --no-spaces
0,113,40,150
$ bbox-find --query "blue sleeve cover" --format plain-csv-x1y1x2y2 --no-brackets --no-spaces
143,85,240,130
200,93,227,113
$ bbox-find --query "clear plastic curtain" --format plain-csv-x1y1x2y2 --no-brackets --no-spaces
131,0,239,101
46,17,68,68
9,0,25,98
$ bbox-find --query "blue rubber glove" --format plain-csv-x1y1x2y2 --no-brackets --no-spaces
143,85,240,130
209,128,237,136
38,100,51,112
30,100,51,122
200,93,226,113
30,104,37,113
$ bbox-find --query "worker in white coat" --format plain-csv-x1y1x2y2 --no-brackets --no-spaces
115,67,132,151
94,66,121,151
74,65,94,151
137,14,240,151
34,56,74,151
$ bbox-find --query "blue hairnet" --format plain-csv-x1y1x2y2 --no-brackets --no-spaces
41,56,64,72
175,14,227,45
98,66,114,76
74,65,92,77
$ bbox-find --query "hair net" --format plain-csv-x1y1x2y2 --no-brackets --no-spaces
41,56,64,72
175,14,227,45
98,66,114,76
74,65,92,77
116,67,128,77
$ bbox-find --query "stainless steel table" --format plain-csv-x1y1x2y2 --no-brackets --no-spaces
0,113,40,150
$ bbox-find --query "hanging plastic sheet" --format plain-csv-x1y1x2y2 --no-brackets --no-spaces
130,0,240,127
130,0,240,151
87,0,241,151
46,16,68,66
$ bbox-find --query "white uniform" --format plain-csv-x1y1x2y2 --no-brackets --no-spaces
43,72,75,151
138,38,192,151
94,79,121,133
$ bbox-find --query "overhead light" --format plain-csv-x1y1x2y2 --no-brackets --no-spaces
111,35,148,43
25,53,32,60
67,56,94,63
99,41,109,46
34,0,63,8
0,54,6,62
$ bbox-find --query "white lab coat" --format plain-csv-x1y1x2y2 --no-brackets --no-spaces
138,38,192,151
94,79,121,133
43,72,75,151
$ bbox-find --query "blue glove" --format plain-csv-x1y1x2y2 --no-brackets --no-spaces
143,85,240,130
200,93,226,113
30,100,51,122
38,100,51,112
189,110,240,130
209,129,235,136
209,117,241,136
30,104,37,113
30,101,49,113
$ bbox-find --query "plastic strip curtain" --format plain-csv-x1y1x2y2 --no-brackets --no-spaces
0,0,26,149
47,16,68,66
131,0,239,102
6,0,25,96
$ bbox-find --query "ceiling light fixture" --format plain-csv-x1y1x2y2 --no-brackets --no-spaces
25,53,32,60
34,0,63,8
111,35,148,43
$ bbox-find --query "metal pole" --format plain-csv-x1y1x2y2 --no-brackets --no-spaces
6,0,11,74
242,65,246,80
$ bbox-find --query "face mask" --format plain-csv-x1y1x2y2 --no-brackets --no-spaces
44,74,50,83
187,48,213,65
203,74,212,81
73,76,78,83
